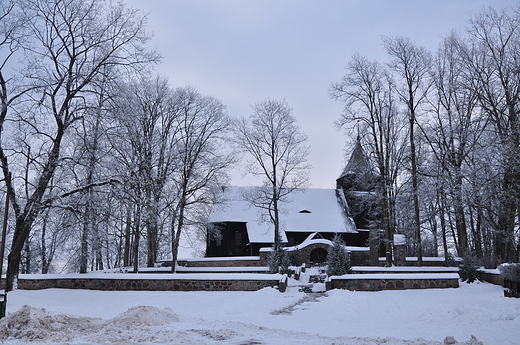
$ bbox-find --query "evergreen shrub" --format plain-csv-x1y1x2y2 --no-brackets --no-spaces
279,251,292,275
267,246,282,274
327,234,352,276
458,254,482,283
268,247,292,275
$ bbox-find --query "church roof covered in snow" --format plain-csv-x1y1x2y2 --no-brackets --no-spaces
207,186,358,243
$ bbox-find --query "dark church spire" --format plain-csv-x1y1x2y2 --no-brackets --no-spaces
336,137,380,230
338,136,371,179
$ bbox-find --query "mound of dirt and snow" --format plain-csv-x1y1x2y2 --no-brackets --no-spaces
0,305,180,344
0,305,484,345
0,305,103,342
109,305,179,328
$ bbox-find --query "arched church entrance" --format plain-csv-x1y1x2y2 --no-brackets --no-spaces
310,247,328,264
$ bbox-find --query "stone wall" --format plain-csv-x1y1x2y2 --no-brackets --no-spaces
480,271,504,286
327,275,459,291
297,243,330,265
4,277,278,292
175,257,264,268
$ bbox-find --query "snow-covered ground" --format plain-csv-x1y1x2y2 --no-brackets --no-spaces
0,281,518,344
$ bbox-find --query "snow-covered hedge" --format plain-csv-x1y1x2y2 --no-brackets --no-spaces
498,263,520,282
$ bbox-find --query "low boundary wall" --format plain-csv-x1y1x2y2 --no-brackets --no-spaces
175,257,264,268
479,270,504,286
351,267,459,274
327,273,460,291
2,273,280,292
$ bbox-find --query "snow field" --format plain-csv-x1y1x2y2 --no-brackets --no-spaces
0,281,517,344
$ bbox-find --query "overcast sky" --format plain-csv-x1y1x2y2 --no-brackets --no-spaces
125,0,518,189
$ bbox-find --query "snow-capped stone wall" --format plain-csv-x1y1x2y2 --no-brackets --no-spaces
5,275,280,291
327,273,460,291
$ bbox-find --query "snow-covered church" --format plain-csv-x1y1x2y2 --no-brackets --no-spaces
205,139,381,261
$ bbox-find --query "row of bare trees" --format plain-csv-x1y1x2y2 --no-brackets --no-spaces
0,0,235,291
332,5,520,266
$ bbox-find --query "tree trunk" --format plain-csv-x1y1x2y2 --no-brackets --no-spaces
41,209,49,274
273,190,280,253
428,202,439,257
146,191,158,267
469,205,483,260
6,217,35,291
475,205,483,259
93,212,103,271
438,189,449,265
80,204,90,273
23,238,30,274
171,198,186,273
132,204,141,273
410,111,422,266
381,172,393,266
5,128,64,291
453,168,467,256
123,207,132,267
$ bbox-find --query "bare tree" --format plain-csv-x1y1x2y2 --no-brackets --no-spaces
460,6,520,263
421,33,486,258
58,73,115,274
109,75,178,271
384,36,432,266
235,99,311,252
331,54,407,266
0,0,157,291
170,87,234,272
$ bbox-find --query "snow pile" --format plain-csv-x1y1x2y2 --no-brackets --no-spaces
90,306,180,344
109,305,179,328
0,305,102,342
0,304,486,345
0,305,180,344
443,336,482,345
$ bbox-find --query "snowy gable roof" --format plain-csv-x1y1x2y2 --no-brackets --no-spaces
207,186,286,243
208,186,358,243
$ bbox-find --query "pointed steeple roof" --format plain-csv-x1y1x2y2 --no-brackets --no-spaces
338,137,371,179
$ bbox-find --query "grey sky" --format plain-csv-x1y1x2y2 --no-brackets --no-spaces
125,0,518,189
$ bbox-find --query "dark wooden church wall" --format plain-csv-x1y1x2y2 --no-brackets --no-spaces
206,222,250,257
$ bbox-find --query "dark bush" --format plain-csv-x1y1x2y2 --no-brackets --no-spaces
458,254,482,283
